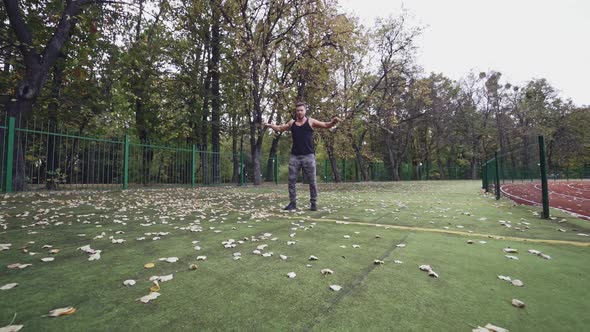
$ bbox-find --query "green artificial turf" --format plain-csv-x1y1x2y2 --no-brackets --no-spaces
0,181,589,331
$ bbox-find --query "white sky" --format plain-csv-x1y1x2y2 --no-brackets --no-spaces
339,0,590,106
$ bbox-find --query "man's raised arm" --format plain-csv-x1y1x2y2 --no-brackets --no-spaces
309,116,341,129
264,120,294,132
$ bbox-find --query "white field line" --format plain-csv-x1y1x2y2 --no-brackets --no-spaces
567,183,590,192
501,184,590,220
531,184,590,202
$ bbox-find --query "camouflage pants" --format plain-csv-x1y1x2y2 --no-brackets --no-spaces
288,154,317,204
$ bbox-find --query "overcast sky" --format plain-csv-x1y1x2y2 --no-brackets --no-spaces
339,0,590,106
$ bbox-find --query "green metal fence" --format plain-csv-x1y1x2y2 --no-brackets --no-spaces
2,114,493,193
480,135,574,219
0,116,247,192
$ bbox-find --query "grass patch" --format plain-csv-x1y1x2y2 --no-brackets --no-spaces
1,181,589,331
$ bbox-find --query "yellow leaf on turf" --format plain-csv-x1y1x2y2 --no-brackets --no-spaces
150,281,160,292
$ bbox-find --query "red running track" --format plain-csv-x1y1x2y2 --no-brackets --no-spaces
501,181,590,220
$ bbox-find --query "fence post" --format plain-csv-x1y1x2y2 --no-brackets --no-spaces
123,134,129,189
494,152,500,200
274,156,278,185
191,144,196,187
538,136,550,219
3,117,15,193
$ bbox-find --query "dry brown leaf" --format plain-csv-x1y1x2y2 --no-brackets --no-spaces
150,281,160,292
44,307,76,317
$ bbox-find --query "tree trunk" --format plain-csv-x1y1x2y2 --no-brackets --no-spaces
250,117,264,185
326,144,341,183
266,134,281,182
232,131,239,183
200,64,211,185
350,130,368,181
46,62,63,189
385,135,401,181
210,0,221,184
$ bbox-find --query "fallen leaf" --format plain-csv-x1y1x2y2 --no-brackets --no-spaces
396,244,406,248
279,255,287,260
497,275,512,282
374,260,384,265
159,257,178,263
428,271,439,278
144,263,155,269
503,248,518,253
511,279,524,287
0,325,24,332
189,264,198,270
7,263,32,269
419,265,432,271
77,245,96,254
483,323,509,332
309,255,318,261
287,272,296,278
150,281,160,292
329,285,342,291
44,307,76,317
123,280,136,286
0,283,18,290
512,299,525,308
88,250,101,261
41,257,55,262
320,269,334,275
505,255,519,260
137,292,160,304
196,256,207,261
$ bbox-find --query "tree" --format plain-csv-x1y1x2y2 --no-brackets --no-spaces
2,0,107,190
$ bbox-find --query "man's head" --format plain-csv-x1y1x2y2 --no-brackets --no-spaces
295,102,306,120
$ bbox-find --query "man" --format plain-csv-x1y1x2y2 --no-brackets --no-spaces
264,102,341,211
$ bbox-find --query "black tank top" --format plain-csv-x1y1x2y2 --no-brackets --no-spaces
291,118,314,155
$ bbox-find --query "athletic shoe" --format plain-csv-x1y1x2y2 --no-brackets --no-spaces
283,202,296,211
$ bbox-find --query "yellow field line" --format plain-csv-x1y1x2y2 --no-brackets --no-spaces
274,215,590,247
